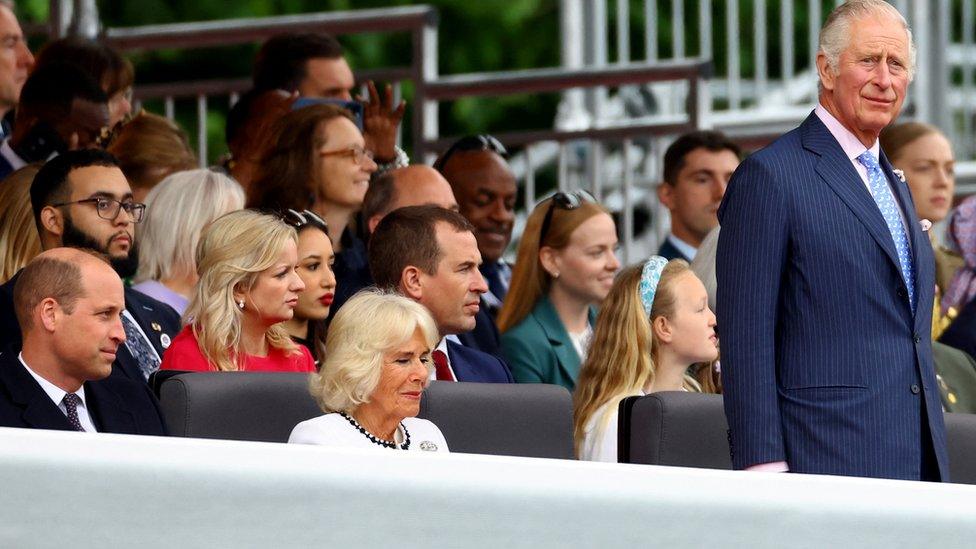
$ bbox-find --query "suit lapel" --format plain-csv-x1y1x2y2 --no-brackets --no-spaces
124,289,166,357
85,381,136,434
879,151,936,324
0,353,73,430
532,299,581,381
444,341,473,381
801,115,903,277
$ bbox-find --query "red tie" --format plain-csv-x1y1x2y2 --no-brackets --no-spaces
432,350,455,382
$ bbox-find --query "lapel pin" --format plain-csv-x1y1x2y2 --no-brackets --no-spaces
893,168,906,183
160,333,171,349
151,322,162,332
920,219,932,232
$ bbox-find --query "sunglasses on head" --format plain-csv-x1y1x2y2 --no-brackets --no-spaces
433,134,508,171
539,190,596,243
283,209,329,235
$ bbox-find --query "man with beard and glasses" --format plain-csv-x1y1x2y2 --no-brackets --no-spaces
0,149,180,383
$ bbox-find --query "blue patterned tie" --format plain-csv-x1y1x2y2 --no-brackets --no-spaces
121,313,161,379
857,151,915,312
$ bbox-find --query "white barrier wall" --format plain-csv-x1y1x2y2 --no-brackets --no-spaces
1,427,975,548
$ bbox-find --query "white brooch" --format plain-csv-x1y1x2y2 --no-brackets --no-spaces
893,168,906,182
920,219,932,232
419,441,438,451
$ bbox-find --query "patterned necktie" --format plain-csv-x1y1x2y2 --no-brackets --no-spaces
62,393,85,432
857,151,916,312
121,313,161,379
431,350,456,382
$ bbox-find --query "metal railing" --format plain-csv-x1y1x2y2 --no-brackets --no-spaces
100,6,438,166
419,58,711,262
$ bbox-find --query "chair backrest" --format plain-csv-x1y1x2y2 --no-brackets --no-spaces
619,391,731,469
159,372,320,442
158,374,575,459
945,413,976,484
418,381,575,459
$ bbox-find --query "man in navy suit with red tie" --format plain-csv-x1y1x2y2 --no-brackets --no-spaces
717,0,948,480
369,205,513,383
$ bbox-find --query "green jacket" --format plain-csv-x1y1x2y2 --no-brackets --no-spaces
500,296,597,392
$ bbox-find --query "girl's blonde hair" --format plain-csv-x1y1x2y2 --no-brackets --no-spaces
572,260,704,458
185,209,299,371
0,165,42,283
311,289,439,413
496,195,609,332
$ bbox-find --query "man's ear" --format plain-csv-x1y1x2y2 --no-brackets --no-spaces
40,206,64,238
658,182,676,211
651,315,674,344
400,266,423,300
816,52,835,91
38,298,60,333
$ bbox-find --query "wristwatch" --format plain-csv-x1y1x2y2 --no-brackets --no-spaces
374,145,410,174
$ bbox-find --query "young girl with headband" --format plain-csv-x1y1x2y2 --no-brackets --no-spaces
573,256,719,462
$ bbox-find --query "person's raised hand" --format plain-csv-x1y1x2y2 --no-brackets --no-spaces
359,80,406,163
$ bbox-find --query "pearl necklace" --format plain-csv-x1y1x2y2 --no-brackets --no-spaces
339,412,411,450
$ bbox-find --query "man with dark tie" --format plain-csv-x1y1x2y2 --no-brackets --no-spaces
369,205,513,383
0,149,181,383
0,248,166,434
717,0,948,480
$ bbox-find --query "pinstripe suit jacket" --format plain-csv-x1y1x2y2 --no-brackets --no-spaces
716,113,949,481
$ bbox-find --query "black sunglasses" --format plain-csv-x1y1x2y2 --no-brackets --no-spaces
282,209,329,235
539,190,596,243
433,134,508,171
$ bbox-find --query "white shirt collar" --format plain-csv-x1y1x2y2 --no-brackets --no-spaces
666,234,698,261
18,352,88,408
0,137,27,171
814,103,880,161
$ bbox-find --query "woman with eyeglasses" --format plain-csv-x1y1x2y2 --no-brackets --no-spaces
159,209,315,373
132,169,245,315
497,191,621,391
280,209,337,365
248,104,377,317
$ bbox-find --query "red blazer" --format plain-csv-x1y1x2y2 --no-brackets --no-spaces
160,326,315,373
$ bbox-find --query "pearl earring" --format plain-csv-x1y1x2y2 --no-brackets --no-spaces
237,300,245,310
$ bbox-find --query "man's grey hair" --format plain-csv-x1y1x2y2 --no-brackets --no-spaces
819,0,916,80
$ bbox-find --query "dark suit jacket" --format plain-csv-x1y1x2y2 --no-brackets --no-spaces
456,306,502,358
716,112,948,481
656,237,691,262
445,340,513,383
0,270,181,383
0,349,167,434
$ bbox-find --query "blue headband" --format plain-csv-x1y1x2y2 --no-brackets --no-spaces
638,256,668,316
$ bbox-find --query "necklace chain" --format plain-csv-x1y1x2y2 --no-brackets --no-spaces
339,412,411,450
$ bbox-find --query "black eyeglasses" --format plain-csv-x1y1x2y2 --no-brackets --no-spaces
433,134,508,171
539,190,595,243
53,197,146,223
283,209,329,235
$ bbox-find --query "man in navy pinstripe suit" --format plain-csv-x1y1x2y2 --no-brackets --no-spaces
717,0,948,481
